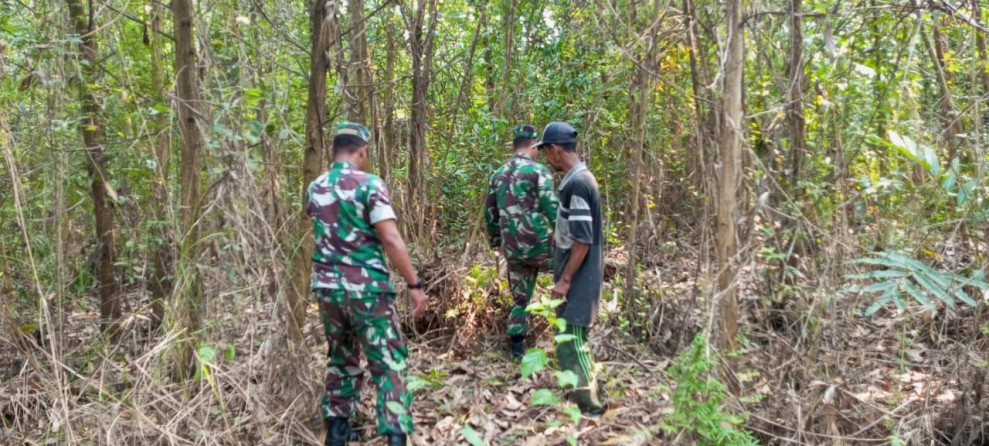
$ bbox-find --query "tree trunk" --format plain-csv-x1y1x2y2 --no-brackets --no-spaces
148,0,173,328
172,0,204,377
288,0,338,342
406,0,438,241
427,2,487,246
974,0,989,94
784,0,805,191
501,0,515,119
379,19,396,182
67,0,120,333
927,19,958,159
624,0,657,306
716,0,743,371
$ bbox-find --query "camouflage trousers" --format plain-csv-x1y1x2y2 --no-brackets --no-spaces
506,256,552,337
314,288,413,435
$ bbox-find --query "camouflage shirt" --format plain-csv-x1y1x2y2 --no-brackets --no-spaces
307,161,396,293
484,153,558,261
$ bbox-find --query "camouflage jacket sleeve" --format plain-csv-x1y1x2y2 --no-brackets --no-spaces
483,174,501,249
364,177,397,224
537,167,558,225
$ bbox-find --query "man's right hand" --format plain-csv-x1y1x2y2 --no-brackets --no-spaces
409,288,427,318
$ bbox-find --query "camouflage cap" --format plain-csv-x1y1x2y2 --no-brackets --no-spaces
513,125,538,140
335,121,371,144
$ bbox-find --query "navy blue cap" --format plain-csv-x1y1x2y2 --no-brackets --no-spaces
536,122,577,147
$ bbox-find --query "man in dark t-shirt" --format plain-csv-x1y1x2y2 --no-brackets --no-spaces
536,121,607,417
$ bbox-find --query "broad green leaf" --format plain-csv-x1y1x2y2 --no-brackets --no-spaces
462,425,485,446
197,344,217,364
912,273,955,309
386,401,407,415
531,389,559,406
555,370,578,389
521,349,548,379
901,280,937,312
845,270,907,280
863,292,893,316
563,405,582,424
554,334,576,344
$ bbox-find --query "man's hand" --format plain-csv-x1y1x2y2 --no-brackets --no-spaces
409,288,427,318
552,277,571,300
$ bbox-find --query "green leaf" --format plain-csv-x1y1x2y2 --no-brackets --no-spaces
521,349,548,379
563,405,582,424
863,291,893,316
462,425,485,446
197,344,217,364
845,270,907,280
554,334,576,344
531,389,559,406
555,370,579,389
900,280,937,312
912,272,955,309
386,401,407,415
224,345,236,361
406,374,429,392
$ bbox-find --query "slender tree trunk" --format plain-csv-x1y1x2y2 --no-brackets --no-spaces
501,0,515,119
67,0,120,333
406,0,438,241
347,0,377,171
683,0,705,191
926,19,958,159
288,0,338,342
624,0,657,305
974,0,989,94
717,0,743,370
427,2,487,245
785,0,805,190
172,0,204,377
379,19,396,182
148,0,173,327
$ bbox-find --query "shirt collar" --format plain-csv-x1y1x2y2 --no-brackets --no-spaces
330,161,356,170
513,152,532,161
558,162,587,191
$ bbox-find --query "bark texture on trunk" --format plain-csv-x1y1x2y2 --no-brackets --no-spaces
68,0,120,333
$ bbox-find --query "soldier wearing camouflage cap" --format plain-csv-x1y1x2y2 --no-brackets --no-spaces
307,122,427,446
484,124,559,359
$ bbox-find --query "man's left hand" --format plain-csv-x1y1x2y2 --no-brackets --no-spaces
552,277,571,300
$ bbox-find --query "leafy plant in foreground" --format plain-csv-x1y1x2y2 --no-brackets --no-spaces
660,334,758,446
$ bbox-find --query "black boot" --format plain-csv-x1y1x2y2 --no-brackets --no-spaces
387,434,407,446
325,417,351,446
510,335,526,360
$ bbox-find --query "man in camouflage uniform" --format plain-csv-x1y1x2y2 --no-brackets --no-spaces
307,122,427,446
484,124,558,359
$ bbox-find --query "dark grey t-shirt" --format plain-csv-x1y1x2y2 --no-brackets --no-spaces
553,163,603,327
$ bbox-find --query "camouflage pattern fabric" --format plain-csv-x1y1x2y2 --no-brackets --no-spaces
484,153,558,261
507,256,553,337
307,161,396,293
315,288,413,435
485,153,557,337
513,124,538,139
336,121,372,143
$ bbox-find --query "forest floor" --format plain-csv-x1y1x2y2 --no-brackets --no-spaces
1,248,988,445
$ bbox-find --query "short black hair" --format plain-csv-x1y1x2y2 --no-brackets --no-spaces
559,142,577,152
332,134,368,156
513,137,536,148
